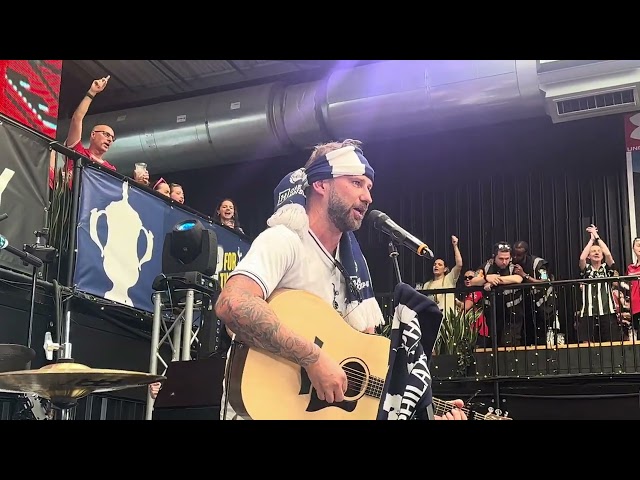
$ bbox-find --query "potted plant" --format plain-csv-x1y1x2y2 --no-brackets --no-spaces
432,307,480,377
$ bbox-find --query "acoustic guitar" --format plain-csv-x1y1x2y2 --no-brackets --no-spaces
227,289,510,420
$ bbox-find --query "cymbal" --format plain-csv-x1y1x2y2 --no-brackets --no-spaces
0,344,36,373
0,362,165,408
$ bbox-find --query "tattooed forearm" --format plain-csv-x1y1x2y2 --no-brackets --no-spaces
215,283,320,367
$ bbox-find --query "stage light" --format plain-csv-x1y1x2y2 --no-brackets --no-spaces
162,219,218,277
152,218,221,363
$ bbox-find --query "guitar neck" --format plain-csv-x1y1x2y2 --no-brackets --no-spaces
431,397,505,420
355,372,508,420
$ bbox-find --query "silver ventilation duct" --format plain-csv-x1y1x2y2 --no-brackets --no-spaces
63,60,550,174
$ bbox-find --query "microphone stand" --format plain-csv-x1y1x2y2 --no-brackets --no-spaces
388,241,402,285
387,240,434,420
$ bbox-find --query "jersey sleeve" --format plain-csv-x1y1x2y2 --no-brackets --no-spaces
228,225,300,299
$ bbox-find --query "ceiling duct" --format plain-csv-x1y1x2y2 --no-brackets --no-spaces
538,60,640,123
64,60,549,174
59,82,292,174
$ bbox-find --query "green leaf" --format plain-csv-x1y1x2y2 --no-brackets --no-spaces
433,306,481,376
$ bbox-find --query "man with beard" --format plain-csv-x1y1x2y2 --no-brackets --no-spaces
469,242,525,346
214,139,466,420
49,76,116,189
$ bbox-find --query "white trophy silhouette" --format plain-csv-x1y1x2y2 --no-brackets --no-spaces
0,168,15,207
89,182,154,306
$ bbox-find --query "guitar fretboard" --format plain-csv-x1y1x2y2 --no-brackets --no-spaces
431,397,508,420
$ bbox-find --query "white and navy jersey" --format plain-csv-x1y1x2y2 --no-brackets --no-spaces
579,263,616,317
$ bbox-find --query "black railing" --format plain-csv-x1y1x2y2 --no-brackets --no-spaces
375,275,640,380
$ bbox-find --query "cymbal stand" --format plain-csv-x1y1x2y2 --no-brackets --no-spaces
42,272,76,419
42,306,76,419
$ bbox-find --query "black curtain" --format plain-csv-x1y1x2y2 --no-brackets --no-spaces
168,113,630,295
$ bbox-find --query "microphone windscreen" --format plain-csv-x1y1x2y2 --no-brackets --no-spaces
367,210,388,228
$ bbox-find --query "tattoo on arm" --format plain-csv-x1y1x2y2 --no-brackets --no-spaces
215,285,320,367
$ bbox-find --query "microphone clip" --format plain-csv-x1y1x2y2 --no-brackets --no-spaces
388,241,400,258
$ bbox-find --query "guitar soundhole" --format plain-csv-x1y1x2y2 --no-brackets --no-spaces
342,359,368,401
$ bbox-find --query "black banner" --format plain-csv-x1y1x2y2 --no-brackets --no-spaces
0,119,48,275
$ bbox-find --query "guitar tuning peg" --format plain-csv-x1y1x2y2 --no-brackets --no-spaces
504,411,509,417
487,407,494,413
495,409,502,416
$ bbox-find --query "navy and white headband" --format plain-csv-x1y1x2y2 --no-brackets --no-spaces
273,145,375,211
303,145,375,188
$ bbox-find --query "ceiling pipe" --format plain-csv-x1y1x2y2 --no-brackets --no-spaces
60,60,551,174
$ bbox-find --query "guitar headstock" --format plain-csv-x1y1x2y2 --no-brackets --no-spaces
483,407,511,420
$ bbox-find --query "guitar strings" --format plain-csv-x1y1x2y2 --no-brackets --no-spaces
342,365,380,384
341,365,383,396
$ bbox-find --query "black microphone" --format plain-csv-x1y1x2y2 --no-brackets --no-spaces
0,234,43,268
368,210,434,259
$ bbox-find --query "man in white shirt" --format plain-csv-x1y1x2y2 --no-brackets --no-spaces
214,139,466,420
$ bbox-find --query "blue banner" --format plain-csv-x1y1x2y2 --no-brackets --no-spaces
74,166,251,313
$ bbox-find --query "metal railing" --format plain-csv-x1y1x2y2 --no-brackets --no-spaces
376,275,640,380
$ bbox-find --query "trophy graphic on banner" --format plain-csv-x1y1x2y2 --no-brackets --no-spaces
0,168,15,206
89,182,154,306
